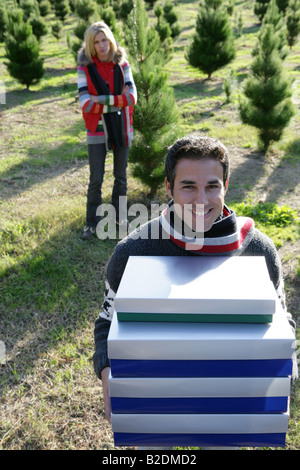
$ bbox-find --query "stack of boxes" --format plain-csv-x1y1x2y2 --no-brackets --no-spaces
108,256,295,448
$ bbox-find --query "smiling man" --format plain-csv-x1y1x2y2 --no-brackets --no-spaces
93,135,298,424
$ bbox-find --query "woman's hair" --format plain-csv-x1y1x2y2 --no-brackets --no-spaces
165,135,230,192
83,21,120,63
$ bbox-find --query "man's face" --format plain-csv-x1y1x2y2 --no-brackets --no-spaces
165,158,228,233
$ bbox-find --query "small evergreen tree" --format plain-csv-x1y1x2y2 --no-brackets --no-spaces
163,0,181,38
119,0,134,20
74,0,96,20
239,24,295,152
144,0,157,8
98,5,117,33
0,4,8,43
276,0,289,13
70,0,95,61
54,0,70,21
20,0,40,21
29,14,48,40
125,0,179,195
254,0,270,22
223,68,237,103
154,4,173,61
4,9,45,89
186,0,236,79
286,0,300,49
52,19,63,39
260,0,288,59
39,0,51,17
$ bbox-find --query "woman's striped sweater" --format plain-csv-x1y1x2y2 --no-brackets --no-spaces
77,47,137,146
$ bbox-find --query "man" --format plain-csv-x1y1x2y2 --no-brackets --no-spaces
93,135,297,423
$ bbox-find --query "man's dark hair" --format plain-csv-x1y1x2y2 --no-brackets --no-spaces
165,135,230,192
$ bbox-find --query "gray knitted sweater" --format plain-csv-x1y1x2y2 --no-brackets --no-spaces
93,205,297,380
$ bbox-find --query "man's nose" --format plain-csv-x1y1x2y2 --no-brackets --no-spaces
194,189,208,205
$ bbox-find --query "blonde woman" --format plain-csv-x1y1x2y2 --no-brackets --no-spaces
77,22,137,239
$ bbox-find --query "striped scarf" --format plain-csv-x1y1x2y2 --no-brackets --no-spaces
87,62,126,149
160,200,255,255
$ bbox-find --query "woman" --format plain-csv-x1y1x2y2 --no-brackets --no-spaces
77,22,137,240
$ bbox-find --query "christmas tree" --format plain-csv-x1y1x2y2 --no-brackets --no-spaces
125,0,179,195
0,4,8,43
186,0,236,79
4,9,45,90
286,0,300,49
239,24,295,152
254,0,270,22
53,0,70,22
260,0,288,59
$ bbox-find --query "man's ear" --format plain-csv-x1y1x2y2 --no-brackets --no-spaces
165,177,173,198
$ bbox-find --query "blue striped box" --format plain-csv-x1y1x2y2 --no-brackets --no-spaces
108,257,295,448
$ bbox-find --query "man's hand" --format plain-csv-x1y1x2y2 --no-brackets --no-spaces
101,366,111,423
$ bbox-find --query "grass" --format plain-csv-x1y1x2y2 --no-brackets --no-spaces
0,0,300,450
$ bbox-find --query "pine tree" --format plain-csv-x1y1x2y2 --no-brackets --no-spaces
254,0,270,22
74,0,96,21
0,4,8,43
276,0,289,13
39,0,51,17
239,24,295,152
29,14,48,40
70,0,95,61
52,19,63,39
19,0,40,22
125,0,179,195
163,0,181,38
186,0,236,79
4,9,45,90
54,0,70,21
261,0,288,59
286,0,300,49
154,4,173,62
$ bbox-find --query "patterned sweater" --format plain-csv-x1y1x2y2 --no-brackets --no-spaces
93,204,298,380
77,47,137,146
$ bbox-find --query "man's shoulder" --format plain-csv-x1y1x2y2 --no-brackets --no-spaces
242,225,282,288
246,225,277,254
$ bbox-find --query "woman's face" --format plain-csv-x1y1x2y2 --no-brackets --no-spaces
94,31,110,61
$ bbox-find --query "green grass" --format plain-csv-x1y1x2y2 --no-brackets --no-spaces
0,0,300,450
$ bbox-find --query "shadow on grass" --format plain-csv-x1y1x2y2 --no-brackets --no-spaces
0,215,118,387
0,119,88,201
1,80,77,112
225,149,266,204
264,138,300,204
173,77,224,102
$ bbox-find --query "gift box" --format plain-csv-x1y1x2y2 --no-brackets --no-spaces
108,256,295,448
109,375,290,414
108,303,294,378
111,412,289,448
115,256,278,323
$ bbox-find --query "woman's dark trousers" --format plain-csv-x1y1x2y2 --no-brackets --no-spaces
86,143,128,227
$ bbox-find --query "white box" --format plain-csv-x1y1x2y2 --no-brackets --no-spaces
115,256,277,319
109,375,290,398
111,413,289,434
108,303,295,361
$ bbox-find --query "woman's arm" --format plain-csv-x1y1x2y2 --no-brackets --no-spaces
89,62,137,108
77,66,118,115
